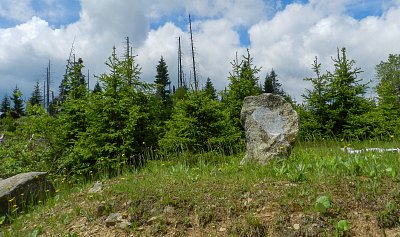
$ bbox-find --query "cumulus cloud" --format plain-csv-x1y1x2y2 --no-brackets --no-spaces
0,0,35,22
249,1,400,100
149,0,270,26
1,0,400,102
0,0,152,98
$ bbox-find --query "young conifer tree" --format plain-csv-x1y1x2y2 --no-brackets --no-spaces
204,77,217,99
1,95,11,114
28,81,43,106
11,86,25,117
154,56,171,102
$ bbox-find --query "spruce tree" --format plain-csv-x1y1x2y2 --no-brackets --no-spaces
263,69,283,95
204,77,217,99
10,86,25,117
326,48,368,135
160,90,241,153
154,56,171,102
58,57,88,145
58,76,70,105
302,48,369,137
223,49,262,129
302,57,329,136
1,94,11,115
28,81,43,106
66,57,87,100
92,81,102,94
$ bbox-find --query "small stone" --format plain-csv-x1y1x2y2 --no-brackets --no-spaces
123,200,132,208
116,219,131,229
96,201,107,217
219,227,227,232
163,206,175,215
105,213,123,227
88,181,103,193
293,223,300,230
147,216,158,223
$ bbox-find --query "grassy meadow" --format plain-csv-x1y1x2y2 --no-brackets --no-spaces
1,139,400,236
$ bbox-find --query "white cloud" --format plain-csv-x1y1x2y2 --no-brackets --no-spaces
0,0,152,98
0,0,35,22
137,18,244,90
249,1,400,101
149,0,270,26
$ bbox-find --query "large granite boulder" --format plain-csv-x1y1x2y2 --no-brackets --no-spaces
241,93,299,164
0,172,55,216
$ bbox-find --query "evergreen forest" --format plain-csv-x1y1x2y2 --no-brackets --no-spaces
0,40,399,178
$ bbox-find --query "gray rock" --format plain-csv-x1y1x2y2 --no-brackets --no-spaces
0,172,55,216
105,212,131,229
105,213,123,227
241,93,299,164
163,206,175,215
88,181,103,193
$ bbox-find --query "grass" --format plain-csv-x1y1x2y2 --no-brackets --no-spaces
1,139,400,236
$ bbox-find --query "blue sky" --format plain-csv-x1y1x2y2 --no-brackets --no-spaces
0,0,400,102
0,0,80,28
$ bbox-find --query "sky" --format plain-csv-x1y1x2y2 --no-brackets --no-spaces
1,0,400,103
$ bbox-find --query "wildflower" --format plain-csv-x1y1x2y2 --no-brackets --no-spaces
12,204,17,208
8,197,15,202
55,189,60,193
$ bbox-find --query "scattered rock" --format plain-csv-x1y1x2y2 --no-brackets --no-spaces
293,223,300,230
105,213,120,227
116,219,131,229
105,212,131,229
240,93,299,164
163,206,175,215
147,216,158,223
88,181,103,193
0,172,54,216
96,201,107,217
341,147,400,154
